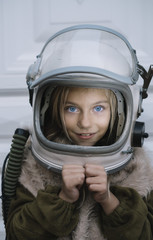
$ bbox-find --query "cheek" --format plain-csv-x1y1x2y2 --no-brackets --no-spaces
64,114,76,129
98,112,110,128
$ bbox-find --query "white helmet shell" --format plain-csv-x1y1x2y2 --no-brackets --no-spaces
27,25,143,174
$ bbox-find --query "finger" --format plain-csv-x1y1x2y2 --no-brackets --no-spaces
62,172,85,188
62,165,85,175
85,164,106,177
86,176,107,185
87,183,107,193
63,165,85,172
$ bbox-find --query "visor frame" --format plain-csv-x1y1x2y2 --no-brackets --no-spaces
33,75,134,156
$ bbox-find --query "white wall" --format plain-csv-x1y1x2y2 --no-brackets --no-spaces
0,0,153,238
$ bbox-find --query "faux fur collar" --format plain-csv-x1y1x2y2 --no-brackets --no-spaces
109,147,153,197
19,144,153,198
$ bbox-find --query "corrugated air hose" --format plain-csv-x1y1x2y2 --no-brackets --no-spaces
1,128,29,227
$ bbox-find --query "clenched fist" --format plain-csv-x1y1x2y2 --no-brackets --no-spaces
59,164,119,215
59,165,85,203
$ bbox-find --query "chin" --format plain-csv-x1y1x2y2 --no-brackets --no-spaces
77,142,95,146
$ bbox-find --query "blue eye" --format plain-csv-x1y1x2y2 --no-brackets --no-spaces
68,106,77,112
94,106,103,112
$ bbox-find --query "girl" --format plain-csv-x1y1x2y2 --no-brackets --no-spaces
6,86,153,240
5,25,153,240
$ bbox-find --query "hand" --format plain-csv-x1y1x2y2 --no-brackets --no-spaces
85,164,108,203
59,165,85,203
85,164,119,215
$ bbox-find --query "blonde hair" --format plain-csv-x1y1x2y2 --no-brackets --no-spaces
104,89,117,139
44,86,117,145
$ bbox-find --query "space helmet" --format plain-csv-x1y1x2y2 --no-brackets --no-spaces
26,24,152,174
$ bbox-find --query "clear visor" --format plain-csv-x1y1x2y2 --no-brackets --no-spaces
37,26,138,84
34,78,134,152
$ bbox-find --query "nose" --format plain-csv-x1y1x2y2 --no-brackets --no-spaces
77,111,91,129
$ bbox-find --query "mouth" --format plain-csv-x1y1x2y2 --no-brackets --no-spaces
76,133,95,139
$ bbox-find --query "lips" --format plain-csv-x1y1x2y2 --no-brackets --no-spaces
76,133,95,139
79,133,91,136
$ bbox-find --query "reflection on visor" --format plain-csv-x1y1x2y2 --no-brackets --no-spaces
29,25,139,90
40,28,135,79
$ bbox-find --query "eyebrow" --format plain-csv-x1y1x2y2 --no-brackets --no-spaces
92,101,109,105
65,100,109,105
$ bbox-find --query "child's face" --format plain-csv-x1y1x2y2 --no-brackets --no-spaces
64,88,111,146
